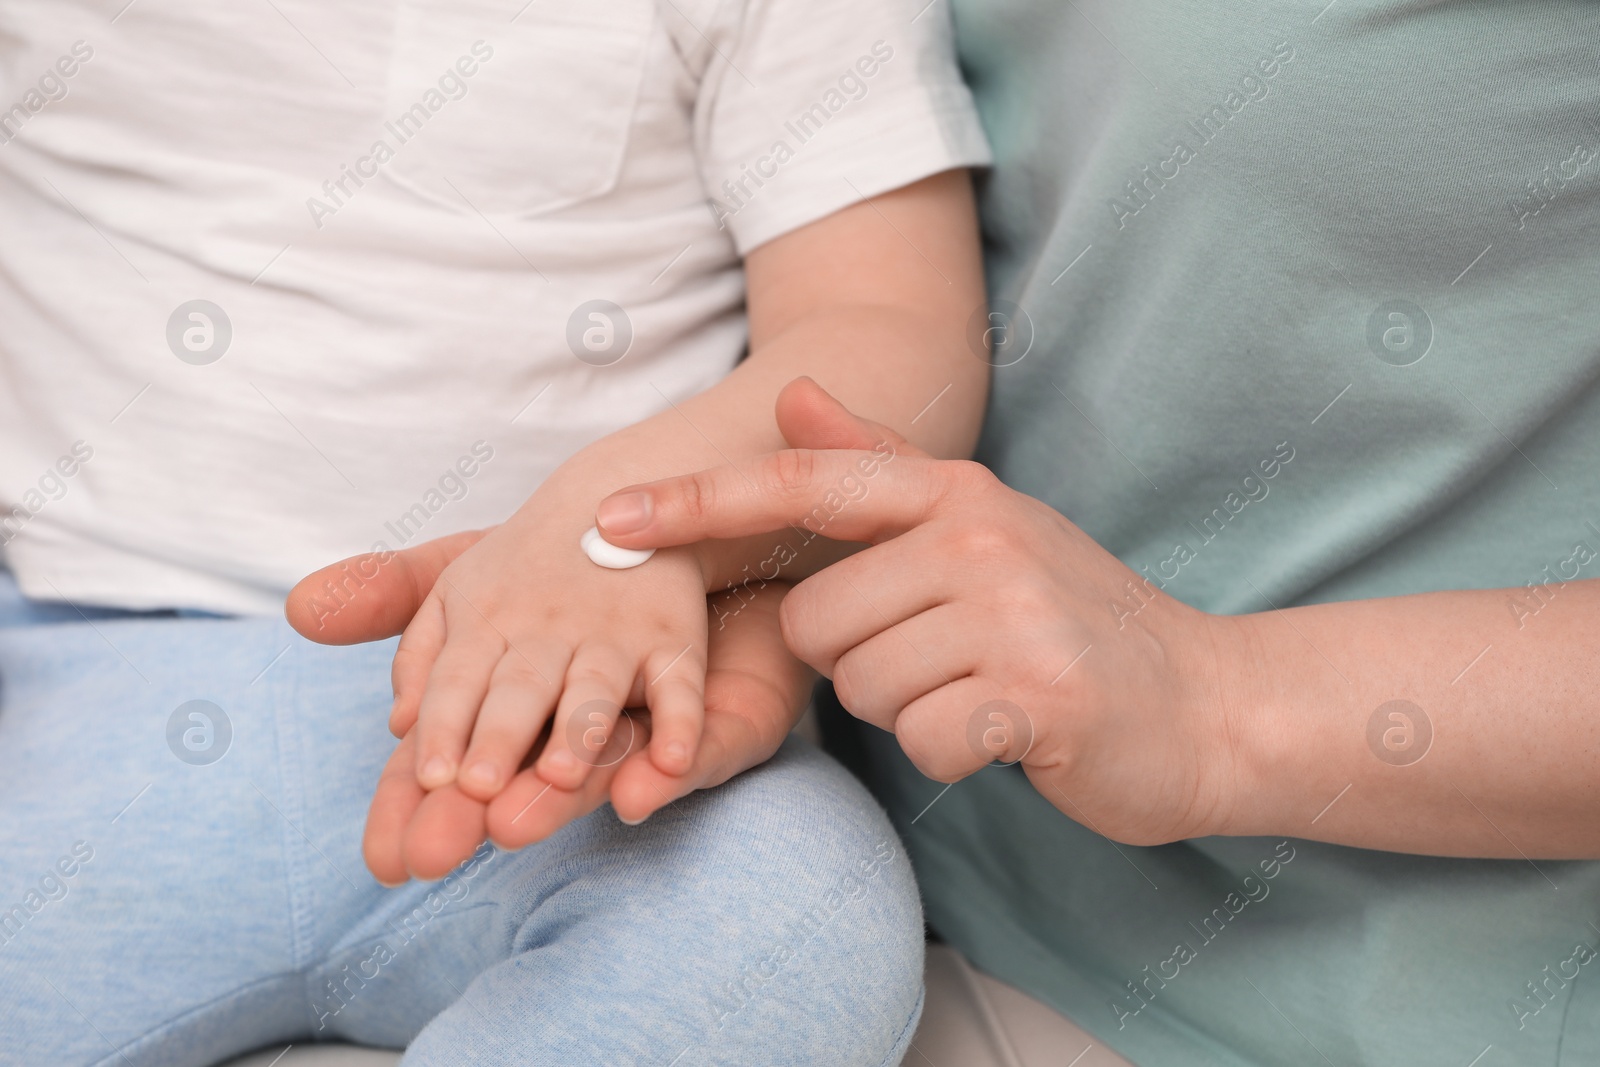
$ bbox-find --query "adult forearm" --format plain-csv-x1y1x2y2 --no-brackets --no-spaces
1216,578,1600,858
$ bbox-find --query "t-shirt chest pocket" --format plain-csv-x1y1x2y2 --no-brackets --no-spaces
380,0,655,218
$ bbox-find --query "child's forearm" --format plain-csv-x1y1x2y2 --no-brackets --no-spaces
531,170,989,590
540,303,986,587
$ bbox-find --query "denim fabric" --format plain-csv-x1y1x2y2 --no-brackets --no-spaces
0,573,924,1066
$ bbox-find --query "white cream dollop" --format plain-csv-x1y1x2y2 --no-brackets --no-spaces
581,525,656,570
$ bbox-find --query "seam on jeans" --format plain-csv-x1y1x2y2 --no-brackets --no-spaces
875,983,928,1067
83,971,297,1067
272,648,315,970
950,950,1029,1067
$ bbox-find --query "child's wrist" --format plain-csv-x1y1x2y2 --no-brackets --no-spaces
532,443,847,592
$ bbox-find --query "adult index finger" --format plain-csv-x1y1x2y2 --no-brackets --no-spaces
593,447,974,551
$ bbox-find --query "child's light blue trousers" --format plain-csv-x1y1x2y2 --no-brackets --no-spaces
0,573,925,1066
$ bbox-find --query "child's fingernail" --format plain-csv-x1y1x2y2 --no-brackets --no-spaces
619,811,648,826
419,756,451,785
464,761,497,789
596,492,652,535
545,749,576,774
664,741,687,766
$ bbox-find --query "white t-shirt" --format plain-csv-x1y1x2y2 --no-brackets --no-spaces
0,0,989,614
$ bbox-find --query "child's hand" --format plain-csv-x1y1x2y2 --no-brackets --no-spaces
389,505,711,801
288,507,814,883
360,582,811,883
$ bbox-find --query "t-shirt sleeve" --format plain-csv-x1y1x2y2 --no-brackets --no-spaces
689,0,993,254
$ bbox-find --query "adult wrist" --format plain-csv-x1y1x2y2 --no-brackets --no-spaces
1183,608,1282,840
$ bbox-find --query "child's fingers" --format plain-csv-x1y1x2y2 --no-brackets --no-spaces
643,642,707,777
413,610,506,790
390,595,446,737
402,784,489,882
611,659,795,824
457,647,568,802
535,645,635,791
364,732,423,886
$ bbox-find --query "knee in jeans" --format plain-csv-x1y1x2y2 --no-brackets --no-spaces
680,739,927,1062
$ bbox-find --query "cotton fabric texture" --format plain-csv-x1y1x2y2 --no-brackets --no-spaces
0,0,989,614
852,1,1600,1064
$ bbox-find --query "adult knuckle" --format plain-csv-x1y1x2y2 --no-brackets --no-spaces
896,718,970,783
945,459,1000,498
679,471,716,525
767,448,818,495
948,520,1010,559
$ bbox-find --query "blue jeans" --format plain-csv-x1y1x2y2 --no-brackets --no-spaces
0,573,924,1066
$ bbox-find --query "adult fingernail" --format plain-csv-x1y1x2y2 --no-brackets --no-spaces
419,756,451,786
596,492,652,535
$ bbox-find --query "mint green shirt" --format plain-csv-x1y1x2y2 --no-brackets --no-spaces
849,2,1600,1063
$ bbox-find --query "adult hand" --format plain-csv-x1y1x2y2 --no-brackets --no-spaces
591,379,1248,846
288,542,812,883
